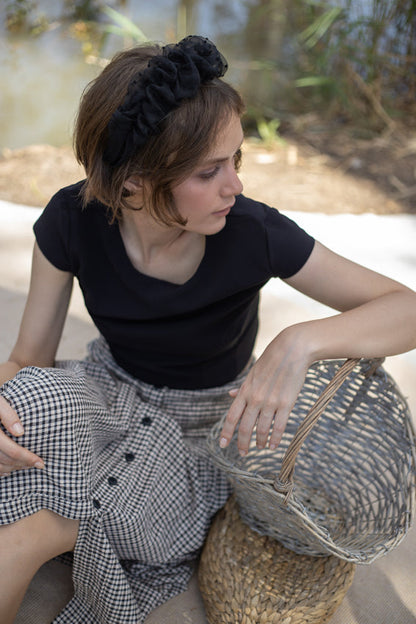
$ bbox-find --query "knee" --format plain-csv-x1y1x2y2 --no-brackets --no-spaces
0,366,86,453
2,365,83,418
34,511,79,559
1,511,79,564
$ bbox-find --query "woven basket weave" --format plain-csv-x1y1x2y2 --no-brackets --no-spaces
199,495,355,624
207,358,416,563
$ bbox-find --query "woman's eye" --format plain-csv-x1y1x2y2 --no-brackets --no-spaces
198,149,242,180
199,166,220,180
234,148,242,172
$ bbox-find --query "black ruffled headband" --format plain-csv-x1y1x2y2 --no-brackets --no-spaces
103,35,228,168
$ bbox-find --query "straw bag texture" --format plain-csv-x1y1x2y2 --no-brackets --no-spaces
199,495,356,624
207,358,416,563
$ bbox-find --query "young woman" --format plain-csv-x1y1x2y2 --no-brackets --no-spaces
0,36,415,623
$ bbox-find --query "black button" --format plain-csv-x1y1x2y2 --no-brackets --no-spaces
108,476,118,486
125,452,135,463
141,416,152,426
93,499,101,509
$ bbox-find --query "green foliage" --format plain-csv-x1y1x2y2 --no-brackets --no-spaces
3,0,415,133
298,5,344,49
255,115,285,149
68,4,149,63
3,1,148,48
100,5,148,43
241,0,416,132
5,0,49,35
63,0,104,21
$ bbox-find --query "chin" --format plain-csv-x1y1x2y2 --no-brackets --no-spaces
185,215,228,236
205,219,228,235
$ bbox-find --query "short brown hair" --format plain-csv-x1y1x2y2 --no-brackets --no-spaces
74,43,244,224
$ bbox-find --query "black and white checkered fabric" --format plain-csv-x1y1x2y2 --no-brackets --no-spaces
0,337,246,623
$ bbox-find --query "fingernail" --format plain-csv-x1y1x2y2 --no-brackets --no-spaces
239,449,247,457
219,437,228,448
269,443,276,450
34,461,44,470
12,423,24,436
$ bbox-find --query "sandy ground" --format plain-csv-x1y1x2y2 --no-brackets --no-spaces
0,137,412,214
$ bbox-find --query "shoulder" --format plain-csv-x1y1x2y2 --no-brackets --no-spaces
228,194,310,236
36,181,107,229
226,195,315,279
48,180,86,206
44,180,93,216
33,181,106,273
229,194,272,220
35,181,86,231
225,195,273,236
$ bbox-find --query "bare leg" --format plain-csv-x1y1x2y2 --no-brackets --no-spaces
0,510,79,624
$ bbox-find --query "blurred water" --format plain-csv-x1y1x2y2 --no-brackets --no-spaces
0,0,250,150
1,32,96,149
0,0,405,151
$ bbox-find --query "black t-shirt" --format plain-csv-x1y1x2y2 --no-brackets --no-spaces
34,182,315,389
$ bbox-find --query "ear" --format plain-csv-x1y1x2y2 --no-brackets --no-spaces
124,176,143,193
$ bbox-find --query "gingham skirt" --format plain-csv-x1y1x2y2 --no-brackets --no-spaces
0,337,248,623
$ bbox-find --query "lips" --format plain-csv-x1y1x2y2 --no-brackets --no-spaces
213,207,231,216
213,201,234,216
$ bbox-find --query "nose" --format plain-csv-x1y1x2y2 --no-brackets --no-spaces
222,163,243,197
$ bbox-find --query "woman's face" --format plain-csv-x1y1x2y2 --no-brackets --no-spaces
171,113,244,235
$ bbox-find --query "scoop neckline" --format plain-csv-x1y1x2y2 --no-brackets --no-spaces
105,219,210,289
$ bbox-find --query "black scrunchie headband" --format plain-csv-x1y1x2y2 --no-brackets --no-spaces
103,35,228,168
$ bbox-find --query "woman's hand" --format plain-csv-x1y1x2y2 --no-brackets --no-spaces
220,329,311,456
219,239,416,457
0,396,44,475
0,242,74,477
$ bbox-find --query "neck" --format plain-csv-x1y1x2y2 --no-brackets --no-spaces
119,207,184,262
118,207,206,285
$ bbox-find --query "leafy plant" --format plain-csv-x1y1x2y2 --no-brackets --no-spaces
298,5,344,49
5,0,49,35
69,4,149,64
101,5,148,43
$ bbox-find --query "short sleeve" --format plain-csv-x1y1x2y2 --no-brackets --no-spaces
33,186,79,273
264,208,315,278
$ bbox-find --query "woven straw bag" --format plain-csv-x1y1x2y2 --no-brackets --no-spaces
207,358,416,563
199,495,356,624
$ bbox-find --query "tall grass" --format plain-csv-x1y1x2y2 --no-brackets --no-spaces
4,0,415,132
241,0,416,132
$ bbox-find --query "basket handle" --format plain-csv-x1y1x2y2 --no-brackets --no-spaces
273,358,361,502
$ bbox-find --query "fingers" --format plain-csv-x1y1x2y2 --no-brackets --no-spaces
0,396,44,474
0,432,44,475
222,378,265,456
220,392,247,450
222,381,281,457
255,408,276,449
221,399,290,457
269,413,289,450
220,369,302,456
220,340,310,457
0,395,24,436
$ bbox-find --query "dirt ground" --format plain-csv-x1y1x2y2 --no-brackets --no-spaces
0,123,415,215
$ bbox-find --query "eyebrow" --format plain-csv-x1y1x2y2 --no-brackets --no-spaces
202,137,244,166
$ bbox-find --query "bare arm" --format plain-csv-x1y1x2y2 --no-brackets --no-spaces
220,241,416,455
0,242,73,474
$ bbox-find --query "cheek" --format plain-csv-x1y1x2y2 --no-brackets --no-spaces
172,182,211,215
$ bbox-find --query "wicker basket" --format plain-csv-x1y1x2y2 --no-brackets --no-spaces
207,358,416,563
199,495,356,624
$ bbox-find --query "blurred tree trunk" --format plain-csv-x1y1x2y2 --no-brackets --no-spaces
241,0,320,118
177,0,198,39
